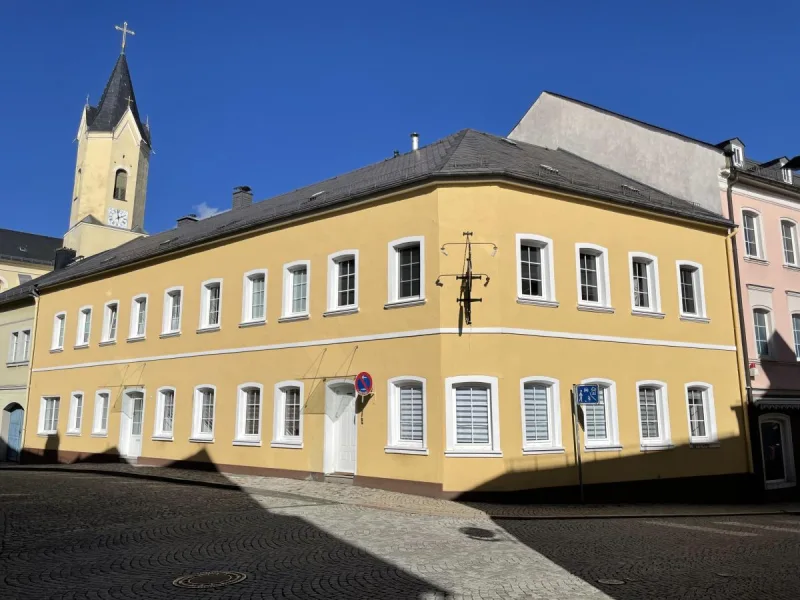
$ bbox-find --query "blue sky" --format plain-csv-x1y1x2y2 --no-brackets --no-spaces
1,1,796,237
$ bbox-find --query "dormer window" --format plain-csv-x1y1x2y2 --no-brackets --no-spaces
732,145,744,168
783,169,793,185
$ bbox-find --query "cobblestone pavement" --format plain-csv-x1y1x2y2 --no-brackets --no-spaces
498,514,800,600
0,468,610,600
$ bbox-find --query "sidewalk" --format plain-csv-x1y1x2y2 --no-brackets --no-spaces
4,462,799,520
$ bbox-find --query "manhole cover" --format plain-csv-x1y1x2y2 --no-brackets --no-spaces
173,571,247,589
597,579,626,586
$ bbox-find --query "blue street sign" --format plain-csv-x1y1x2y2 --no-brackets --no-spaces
355,371,373,396
576,384,599,404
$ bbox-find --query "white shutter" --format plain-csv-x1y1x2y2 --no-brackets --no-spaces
639,387,659,439
455,386,490,445
584,387,608,441
523,384,550,442
399,385,423,442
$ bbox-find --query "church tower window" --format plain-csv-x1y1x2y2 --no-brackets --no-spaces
113,169,128,201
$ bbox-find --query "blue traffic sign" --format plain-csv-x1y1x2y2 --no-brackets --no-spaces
576,384,599,404
355,371,373,396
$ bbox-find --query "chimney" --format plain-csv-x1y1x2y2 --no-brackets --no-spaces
232,185,253,210
410,132,419,151
53,247,77,270
177,214,199,228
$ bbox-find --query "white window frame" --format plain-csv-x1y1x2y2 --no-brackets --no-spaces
385,376,428,455
732,145,744,167
636,380,672,450
161,286,183,335
129,294,148,339
92,389,111,436
241,269,268,324
519,376,563,454
67,391,84,435
272,380,304,448
387,236,425,307
741,208,766,260
575,243,612,310
38,396,60,435
326,250,359,315
684,382,718,445
580,378,621,451
7,329,30,364
444,375,501,457
191,385,216,442
198,278,223,330
153,386,176,440
753,306,773,358
51,311,66,350
75,305,92,347
676,260,707,321
792,312,800,360
783,168,793,185
516,233,557,306
628,252,662,315
101,300,119,343
233,382,263,445
281,260,311,320
781,219,799,267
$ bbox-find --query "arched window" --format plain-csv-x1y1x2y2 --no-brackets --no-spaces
753,308,772,357
113,169,128,201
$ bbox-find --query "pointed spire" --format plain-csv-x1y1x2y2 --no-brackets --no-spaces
86,54,150,145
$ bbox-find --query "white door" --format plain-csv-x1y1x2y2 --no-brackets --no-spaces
333,389,357,474
119,391,145,459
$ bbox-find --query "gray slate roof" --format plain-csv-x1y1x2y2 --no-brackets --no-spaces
0,129,731,307
738,157,800,192
86,54,150,146
0,228,61,267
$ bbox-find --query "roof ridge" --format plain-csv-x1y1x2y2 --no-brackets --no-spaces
435,129,472,173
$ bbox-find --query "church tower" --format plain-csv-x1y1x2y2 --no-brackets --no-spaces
64,24,151,258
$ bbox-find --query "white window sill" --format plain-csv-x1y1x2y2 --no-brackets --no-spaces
99,339,117,346
233,439,262,447
73,343,89,350
689,441,720,449
765,480,797,490
196,326,221,334
37,432,57,437
783,264,800,272
271,440,303,449
90,432,108,438
50,348,63,353
65,431,81,437
239,320,266,328
189,436,215,443
278,313,310,323
522,446,566,455
577,303,614,314
585,444,623,453
744,256,769,266
639,443,674,452
127,336,146,343
384,298,426,310
6,360,29,368
384,445,429,455
444,450,503,458
152,435,174,441
679,315,710,324
631,310,665,319
517,297,559,308
159,331,181,338
323,307,359,317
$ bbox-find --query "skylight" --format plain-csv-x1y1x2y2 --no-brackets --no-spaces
539,164,559,175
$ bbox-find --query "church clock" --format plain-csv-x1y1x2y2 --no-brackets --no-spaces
107,207,129,228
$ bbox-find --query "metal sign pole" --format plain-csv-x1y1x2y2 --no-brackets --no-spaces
571,385,584,504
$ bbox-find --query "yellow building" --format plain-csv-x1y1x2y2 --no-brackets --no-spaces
7,130,752,498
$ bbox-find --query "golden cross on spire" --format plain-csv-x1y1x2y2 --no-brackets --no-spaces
114,21,135,53
125,95,134,108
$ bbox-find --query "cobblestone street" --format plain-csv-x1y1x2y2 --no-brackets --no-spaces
1,465,799,599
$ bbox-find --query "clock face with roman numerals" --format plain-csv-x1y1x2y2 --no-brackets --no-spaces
107,207,129,228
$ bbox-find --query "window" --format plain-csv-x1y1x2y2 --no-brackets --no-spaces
386,377,427,454
7,329,30,364
113,169,127,200
753,308,772,357
677,261,706,319
52,312,66,350
242,270,267,323
76,306,92,346
39,396,60,434
153,387,175,439
580,379,621,450
516,234,556,304
102,301,118,342
18,274,32,284
520,378,562,453
685,384,717,444
162,287,183,334
637,382,671,449
575,244,611,308
783,169,793,185
129,295,148,338
281,261,310,319
191,386,216,441
793,314,800,359
445,376,501,456
327,251,359,313
782,220,798,266
742,210,764,259
200,279,222,329
235,383,263,444
629,253,661,313
67,392,84,434
732,145,744,167
387,236,425,305
272,381,304,447
93,390,110,435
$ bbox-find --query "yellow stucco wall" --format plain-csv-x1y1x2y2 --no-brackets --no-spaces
0,260,50,293
23,182,749,492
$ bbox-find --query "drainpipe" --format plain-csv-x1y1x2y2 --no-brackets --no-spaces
18,286,40,464
726,168,756,477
